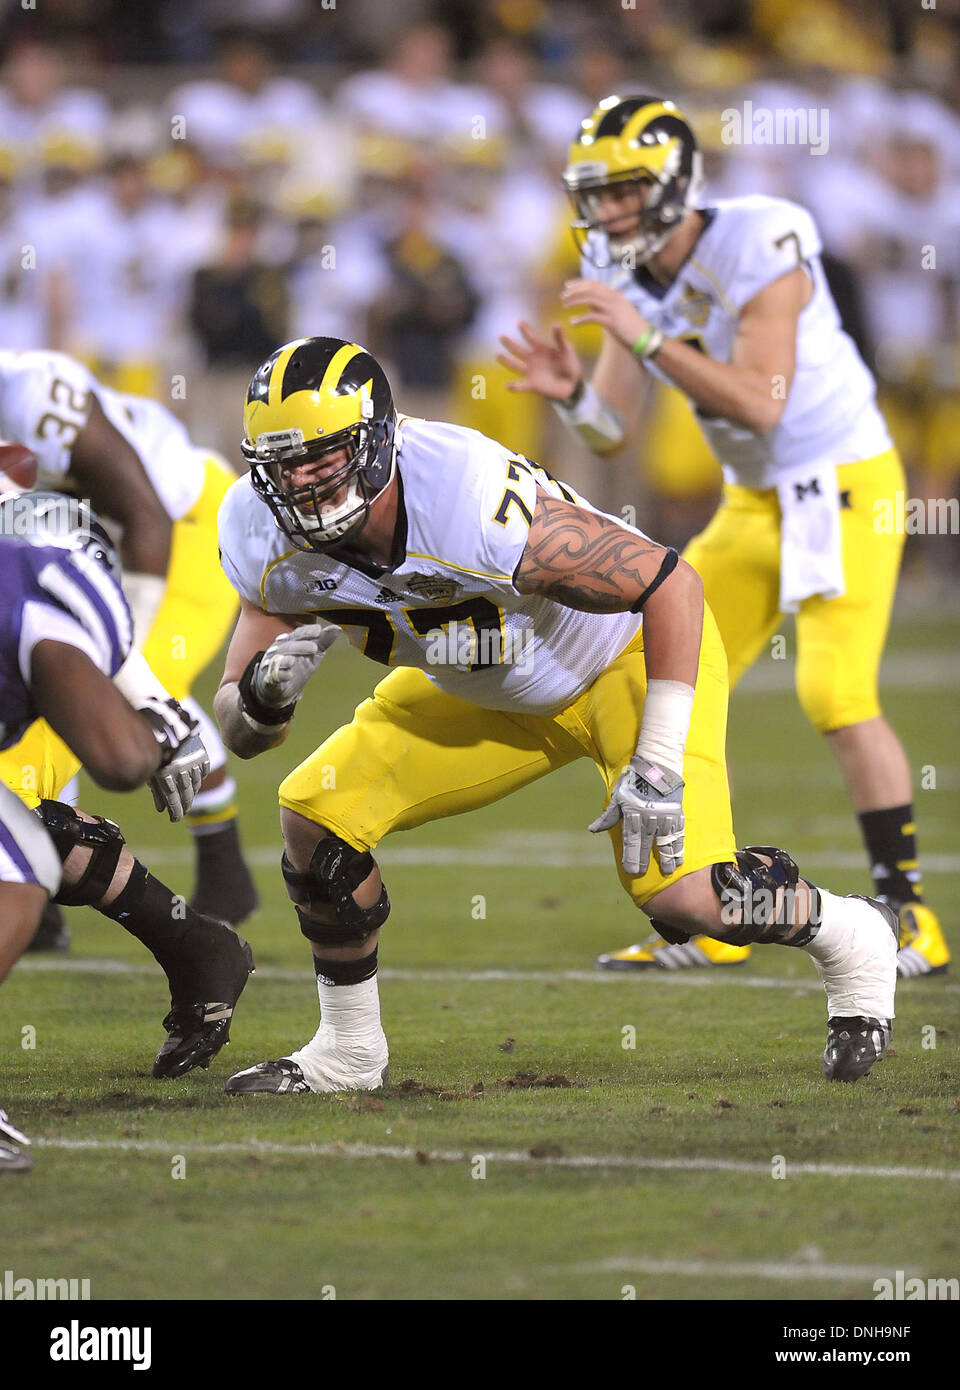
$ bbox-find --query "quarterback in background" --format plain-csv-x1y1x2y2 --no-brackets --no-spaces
0,350,258,941
213,335,897,1097
499,95,948,979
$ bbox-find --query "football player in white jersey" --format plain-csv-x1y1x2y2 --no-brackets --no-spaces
498,96,948,979
0,350,258,945
214,335,898,1096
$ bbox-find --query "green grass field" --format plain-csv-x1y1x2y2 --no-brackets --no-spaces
3,603,958,1302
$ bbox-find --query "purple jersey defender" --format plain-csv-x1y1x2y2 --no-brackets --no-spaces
0,534,132,890
0,534,133,753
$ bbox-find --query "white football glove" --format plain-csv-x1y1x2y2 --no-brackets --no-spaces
589,757,685,877
136,697,210,822
253,624,340,708
149,732,210,822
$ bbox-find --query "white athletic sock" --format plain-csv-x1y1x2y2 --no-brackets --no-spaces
803,889,896,1018
803,889,852,965
290,976,386,1089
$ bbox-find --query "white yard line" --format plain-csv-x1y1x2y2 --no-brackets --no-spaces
738,649,960,694
552,1255,921,1284
96,843,960,873
31,1135,960,1182
15,956,960,995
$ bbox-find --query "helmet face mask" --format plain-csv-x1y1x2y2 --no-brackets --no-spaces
250,422,383,549
564,96,702,270
241,338,397,554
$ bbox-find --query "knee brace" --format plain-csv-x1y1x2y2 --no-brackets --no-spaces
281,834,390,947
711,844,820,947
36,800,126,908
649,916,692,946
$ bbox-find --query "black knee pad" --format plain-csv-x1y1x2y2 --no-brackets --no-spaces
36,800,126,907
649,916,691,946
281,834,390,947
710,844,818,947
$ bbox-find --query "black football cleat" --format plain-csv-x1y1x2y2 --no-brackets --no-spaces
25,901,70,953
153,924,255,1079
224,1059,312,1094
823,1016,892,1082
0,1108,32,1173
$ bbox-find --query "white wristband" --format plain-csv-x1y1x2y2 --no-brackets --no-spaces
635,679,695,778
551,381,625,453
123,572,166,648
239,704,291,737
113,646,172,706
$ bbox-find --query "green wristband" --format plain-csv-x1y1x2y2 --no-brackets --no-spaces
631,327,655,357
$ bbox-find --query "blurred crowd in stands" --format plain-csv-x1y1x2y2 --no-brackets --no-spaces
1,0,958,577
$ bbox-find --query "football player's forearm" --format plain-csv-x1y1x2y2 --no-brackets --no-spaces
592,333,647,438
119,522,171,579
214,682,290,760
640,559,703,690
33,642,162,790
555,337,643,457
651,337,787,435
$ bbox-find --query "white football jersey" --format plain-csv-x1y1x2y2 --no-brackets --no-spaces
218,416,645,715
0,349,206,521
583,195,892,488
50,190,187,361
0,212,51,350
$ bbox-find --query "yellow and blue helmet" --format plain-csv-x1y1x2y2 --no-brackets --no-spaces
242,336,397,552
563,95,702,267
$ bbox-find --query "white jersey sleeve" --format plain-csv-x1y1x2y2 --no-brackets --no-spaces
399,418,540,593
217,475,272,608
719,197,822,310
0,349,95,483
18,601,105,684
23,547,134,681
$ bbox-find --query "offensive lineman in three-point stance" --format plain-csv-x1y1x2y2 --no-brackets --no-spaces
213,335,897,1096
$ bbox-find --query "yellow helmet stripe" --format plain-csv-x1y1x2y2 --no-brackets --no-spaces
268,338,309,408
621,100,686,141
318,342,365,396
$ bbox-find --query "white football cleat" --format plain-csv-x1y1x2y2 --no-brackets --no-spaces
226,1022,389,1095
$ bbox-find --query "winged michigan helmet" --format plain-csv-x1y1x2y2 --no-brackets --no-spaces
563,95,702,268
242,336,397,552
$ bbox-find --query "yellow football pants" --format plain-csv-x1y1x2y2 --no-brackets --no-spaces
449,359,545,463
279,607,736,909
85,359,162,402
0,455,239,807
683,449,906,732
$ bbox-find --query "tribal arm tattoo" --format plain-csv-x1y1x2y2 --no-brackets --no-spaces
514,492,668,611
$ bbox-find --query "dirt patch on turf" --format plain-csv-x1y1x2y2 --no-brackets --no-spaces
390,1073,573,1099
392,1079,445,1097
499,1071,573,1090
